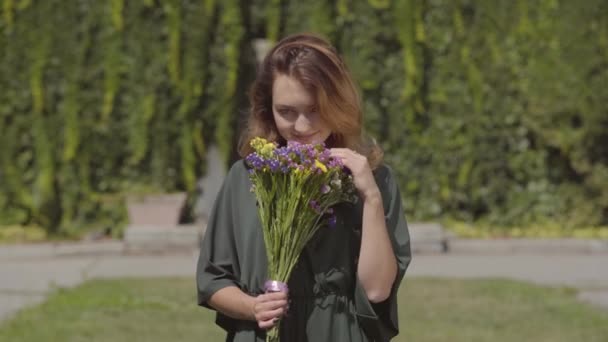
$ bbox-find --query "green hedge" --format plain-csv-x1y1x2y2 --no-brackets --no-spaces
0,0,606,235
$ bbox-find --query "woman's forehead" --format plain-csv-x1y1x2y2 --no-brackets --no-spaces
272,74,316,107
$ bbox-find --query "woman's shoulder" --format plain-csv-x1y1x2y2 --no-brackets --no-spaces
222,159,249,184
227,159,247,175
373,162,393,174
373,162,396,182
373,162,402,195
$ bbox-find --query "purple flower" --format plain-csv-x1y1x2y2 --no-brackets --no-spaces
245,152,266,170
328,215,337,228
309,200,322,214
320,184,330,194
287,141,301,149
267,159,280,172
327,157,343,169
318,149,331,163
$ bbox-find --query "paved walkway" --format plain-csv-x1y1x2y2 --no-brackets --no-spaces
1,243,607,323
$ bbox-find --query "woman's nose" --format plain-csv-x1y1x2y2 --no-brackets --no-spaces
294,113,313,132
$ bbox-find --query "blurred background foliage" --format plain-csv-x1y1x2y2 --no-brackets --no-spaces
0,0,606,238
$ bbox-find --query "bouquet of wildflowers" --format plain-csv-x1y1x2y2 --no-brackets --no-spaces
245,137,357,342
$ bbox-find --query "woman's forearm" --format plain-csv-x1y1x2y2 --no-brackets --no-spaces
208,286,256,321
357,190,398,303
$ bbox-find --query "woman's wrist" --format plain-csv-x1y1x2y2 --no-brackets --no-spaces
361,187,381,203
242,294,257,321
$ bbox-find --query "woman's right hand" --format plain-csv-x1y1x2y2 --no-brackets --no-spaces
251,292,289,330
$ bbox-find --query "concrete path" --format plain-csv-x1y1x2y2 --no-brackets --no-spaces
0,251,199,322
408,253,608,310
1,246,608,323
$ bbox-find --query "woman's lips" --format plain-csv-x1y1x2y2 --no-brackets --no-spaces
291,132,318,143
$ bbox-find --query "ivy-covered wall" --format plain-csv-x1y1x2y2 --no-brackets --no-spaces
1,0,606,235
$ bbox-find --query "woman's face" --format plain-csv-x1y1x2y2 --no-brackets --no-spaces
272,74,331,144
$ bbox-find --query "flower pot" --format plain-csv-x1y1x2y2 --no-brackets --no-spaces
126,192,187,226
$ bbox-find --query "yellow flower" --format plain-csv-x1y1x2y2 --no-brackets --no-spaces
250,137,276,158
250,137,268,151
260,143,276,157
315,160,328,173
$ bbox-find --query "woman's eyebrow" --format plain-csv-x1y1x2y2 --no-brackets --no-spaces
274,104,295,109
275,104,316,109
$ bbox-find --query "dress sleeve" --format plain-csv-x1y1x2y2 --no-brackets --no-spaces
196,161,245,331
354,165,412,341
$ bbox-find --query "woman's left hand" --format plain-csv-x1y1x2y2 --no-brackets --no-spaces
330,148,380,201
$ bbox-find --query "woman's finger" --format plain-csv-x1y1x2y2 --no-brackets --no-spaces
257,306,285,322
329,148,364,163
329,149,350,157
329,150,352,162
329,147,349,153
263,291,288,301
255,299,288,313
258,317,279,330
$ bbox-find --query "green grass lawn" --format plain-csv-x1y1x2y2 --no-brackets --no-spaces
1,277,606,342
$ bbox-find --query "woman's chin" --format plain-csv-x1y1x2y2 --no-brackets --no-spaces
290,138,316,145
287,133,330,145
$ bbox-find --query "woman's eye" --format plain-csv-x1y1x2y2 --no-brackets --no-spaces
278,109,296,117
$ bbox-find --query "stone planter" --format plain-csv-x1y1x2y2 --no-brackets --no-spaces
126,192,187,226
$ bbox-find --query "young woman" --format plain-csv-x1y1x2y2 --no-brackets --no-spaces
196,33,411,342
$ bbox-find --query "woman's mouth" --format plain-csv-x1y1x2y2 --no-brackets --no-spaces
291,132,319,143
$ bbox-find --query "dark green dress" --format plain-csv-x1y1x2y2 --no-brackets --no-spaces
196,160,411,342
